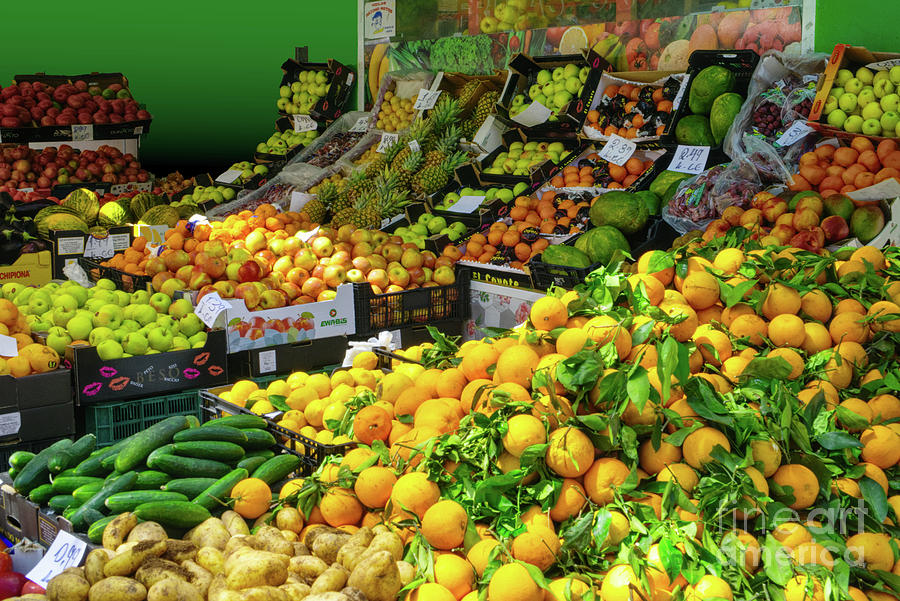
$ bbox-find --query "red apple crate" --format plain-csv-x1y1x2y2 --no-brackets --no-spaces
78,256,153,293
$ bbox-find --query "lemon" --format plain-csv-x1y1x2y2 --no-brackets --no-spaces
251,400,275,415
330,383,355,404
348,367,377,389
330,370,356,389
316,430,334,444
266,379,291,398
352,351,379,370
304,399,325,427
287,387,318,411
322,401,347,426
287,371,309,389
307,373,331,398
300,426,318,439
230,379,259,403
377,372,414,404
394,363,425,380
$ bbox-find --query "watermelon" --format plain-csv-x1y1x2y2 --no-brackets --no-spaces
576,226,630,265
130,192,163,218
62,188,100,225
98,201,129,227
140,205,180,227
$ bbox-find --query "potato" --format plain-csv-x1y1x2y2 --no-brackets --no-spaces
161,540,197,563
347,550,402,601
221,511,250,537
115,543,138,555
186,518,230,551
180,561,212,597
15,595,50,600
207,575,227,601
46,572,90,601
103,540,168,577
302,594,351,601
275,507,304,534
396,561,415,586
341,587,369,601
127,522,167,544
84,549,111,585
224,550,289,590
289,555,328,583
63,568,86,579
254,526,293,556
281,531,298,543
310,564,349,595
103,513,138,551
197,547,225,576
88,576,146,601
311,533,350,564
291,543,310,557
364,532,403,562
336,544,367,572
224,536,252,557
252,512,273,529
345,527,373,549
228,586,290,601
135,558,192,589
303,525,340,548
280,582,312,601
147,578,202,601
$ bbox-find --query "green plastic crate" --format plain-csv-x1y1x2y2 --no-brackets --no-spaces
84,390,202,447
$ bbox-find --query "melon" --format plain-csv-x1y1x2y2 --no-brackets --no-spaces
542,245,592,268
62,188,100,225
38,213,89,238
590,190,649,234
98,201,129,228
576,226,630,265
710,93,745,145
130,192,164,218
139,205,180,227
659,40,690,71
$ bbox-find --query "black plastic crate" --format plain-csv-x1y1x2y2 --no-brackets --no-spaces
226,336,349,379
352,270,471,339
0,436,70,471
78,256,152,293
199,391,353,476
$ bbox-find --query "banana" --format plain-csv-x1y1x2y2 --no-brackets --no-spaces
368,43,388,99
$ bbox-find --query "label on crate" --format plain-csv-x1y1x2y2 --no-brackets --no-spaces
414,89,441,111
349,117,369,133
71,124,94,141
19,188,33,193
0,335,16,357
57,237,85,255
775,120,814,147
216,169,243,184
27,530,87,588
195,292,230,328
135,126,144,135
376,133,398,153
447,195,485,213
258,350,277,374
0,412,21,437
667,145,710,175
408,140,420,153
293,114,318,132
111,232,132,251
510,101,552,127
868,59,900,70
290,191,315,212
597,134,636,167
83,236,114,259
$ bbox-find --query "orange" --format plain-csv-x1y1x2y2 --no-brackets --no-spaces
600,564,651,601
583,457,629,504
682,271,721,310
837,398,872,431
389,471,440,520
467,538,501,577
433,553,475,600
546,577,592,601
771,522,811,549
835,298,866,315
319,487,363,527
394,387,430,419
511,525,560,571
714,248,745,274
493,345,540,388
549,479,587,523
230,478,271,519
584,315,632,359
502,414,547,457
407,583,457,601
414,399,460,434
683,427,731,470
729,313,768,346
545,426,595,478
868,300,900,332
771,464,818,510
435,368,467,399
279,478,305,499
353,405,392,445
530,296,568,330
784,575,824,601
735,466,769,520
421,499,467,550
749,438,782,477
850,245,886,270
801,322,832,354
341,447,376,471
721,302,755,326
835,341,868,368
656,463,699,492
638,437,682,474
761,283,801,320
660,303,698,342
636,250,674,285
860,425,900,468
766,348,804,379
846,532,894,572
693,325,732,366
628,273,665,306
488,562,542,601
800,289,832,322
722,529,761,573
768,314,806,347
460,344,499,381
829,311,869,345
354,466,396,509
685,575,733,601
390,426,441,467
870,394,900,422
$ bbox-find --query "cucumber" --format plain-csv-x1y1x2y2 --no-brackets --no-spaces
8,451,35,470
134,501,211,529
105,490,189,513
240,429,276,450
48,434,97,475
7,467,17,480
51,476,104,494
186,416,200,428
48,494,78,512
203,415,267,430
147,444,175,465
87,514,117,543
79,507,105,527
68,471,138,531
163,478,218,498
174,426,247,445
63,506,78,521
28,483,55,505
173,441,245,463
251,455,301,485
13,438,74,494
116,415,193,473
100,453,119,471
74,439,129,477
244,449,276,460
135,470,171,490
57,468,78,478
73,481,104,504
148,454,231,479
193,468,248,512
236,455,268,473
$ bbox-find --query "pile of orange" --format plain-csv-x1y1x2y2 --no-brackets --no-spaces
584,83,674,139
0,299,59,377
548,153,653,189
789,136,900,196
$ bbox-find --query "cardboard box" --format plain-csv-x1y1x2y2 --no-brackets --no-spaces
456,261,535,289
226,336,349,379
0,371,74,445
47,226,131,280
0,481,38,544
0,251,52,287
65,329,228,405
810,45,900,127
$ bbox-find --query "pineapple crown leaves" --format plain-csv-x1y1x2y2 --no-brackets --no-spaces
384,138,404,162
436,125,462,155
401,150,424,171
316,181,338,202
428,95,463,130
375,166,401,194
442,150,470,173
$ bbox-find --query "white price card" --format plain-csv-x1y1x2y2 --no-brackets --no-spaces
0,412,21,437
296,227,320,242
258,350,277,374
293,114,317,132
0,334,18,357
597,134,637,166
409,140,420,153
775,120,814,147
668,145,711,175
26,530,87,589
413,89,441,111
71,124,94,141
376,133,398,153
195,292,230,328
84,235,114,259
216,169,243,184
349,117,369,133
290,191,315,212
447,195,485,213
510,101,552,127
868,59,900,70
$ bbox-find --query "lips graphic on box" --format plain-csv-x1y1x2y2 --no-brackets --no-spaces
228,312,316,350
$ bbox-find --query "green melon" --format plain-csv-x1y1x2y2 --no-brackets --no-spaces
688,65,736,115
541,245,592,268
130,192,164,218
139,205,180,227
710,92,744,145
577,226,630,265
39,213,89,238
675,115,715,146
589,190,649,234
98,201,129,227
62,188,100,225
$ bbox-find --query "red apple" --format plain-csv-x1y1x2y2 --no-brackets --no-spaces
234,282,261,309
821,215,850,242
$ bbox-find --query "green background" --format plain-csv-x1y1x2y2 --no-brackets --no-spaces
0,0,358,174
814,0,895,53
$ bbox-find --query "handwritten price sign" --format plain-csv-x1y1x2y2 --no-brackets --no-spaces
413,89,441,111
292,114,317,132
195,292,230,328
376,133,398,153
27,530,87,588
668,145,711,175
597,134,637,167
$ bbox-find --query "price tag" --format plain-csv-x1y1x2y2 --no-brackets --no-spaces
0,412,21,437
868,59,900,70
597,134,637,167
775,120,814,147
83,235,114,259
26,530,87,589
293,114,317,132
447,195,485,213
71,124,94,141
216,169,243,184
510,101,553,127
19,188,33,193
413,89,441,111
376,133,398,153
134,126,144,135
409,140,420,153
803,74,819,84
195,292,230,328
668,145,711,175
0,334,18,357
290,191,315,212
349,117,369,133
258,350,277,374
57,237,85,255
296,227,320,242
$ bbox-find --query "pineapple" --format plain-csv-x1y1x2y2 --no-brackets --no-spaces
390,118,430,171
457,79,482,108
423,125,461,169
474,91,499,125
350,189,376,229
395,151,423,190
301,196,326,225
412,151,468,196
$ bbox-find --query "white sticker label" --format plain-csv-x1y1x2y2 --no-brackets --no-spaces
409,140,420,153
349,117,369,133
510,101,553,127
803,74,819,84
413,89,441,111
19,188,33,193
868,59,900,70
216,169,243,184
195,292,230,328
135,126,145,135
0,334,18,357
290,191,316,212
347,73,354,86
111,233,131,251
0,412,21,437
26,530,87,589
376,133,398,153
57,237,85,255
71,124,94,141
668,145,711,175
775,120,814,147
296,227,320,242
293,114,318,132
597,134,637,167
83,235,114,259
258,349,277,374
447,195,485,213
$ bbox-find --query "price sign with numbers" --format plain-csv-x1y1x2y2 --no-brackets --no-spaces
775,120,813,147
27,530,87,588
668,145,711,175
83,235,114,259
71,124,94,141
293,114,317,132
376,133,398,153
349,117,369,133
413,89,441,111
195,292,230,328
216,169,242,184
597,134,637,166
409,140,420,153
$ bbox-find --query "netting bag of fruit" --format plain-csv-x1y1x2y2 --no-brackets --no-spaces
291,111,371,168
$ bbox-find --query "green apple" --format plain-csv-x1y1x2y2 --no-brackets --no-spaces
836,69,854,87
828,87,844,100
856,67,875,85
45,327,72,355
178,314,204,337
112,290,131,307
881,93,900,112
862,118,882,136
28,296,51,315
862,102,883,120
94,278,116,291
427,216,447,235
156,315,176,331
52,306,76,328
132,304,158,327
891,67,900,85
147,327,174,352
874,78,894,99
0,283,23,299
823,96,838,115
172,336,190,350
827,109,848,129
844,115,864,133
513,182,528,195
89,326,115,346
96,339,124,360
858,88,876,108
536,69,551,85
91,289,114,305
120,319,140,333
188,332,208,348
168,299,193,320
67,315,92,340
838,92,858,113
65,285,88,307
881,111,900,133
845,78,864,95
93,304,123,329
565,77,581,95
